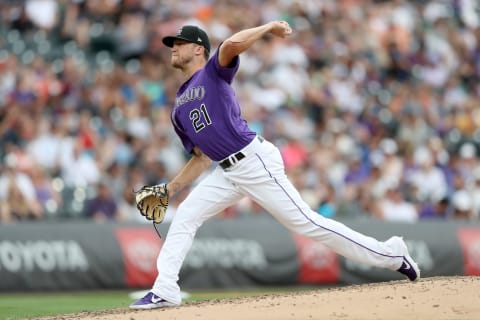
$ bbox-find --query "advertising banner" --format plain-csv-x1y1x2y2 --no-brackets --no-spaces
457,227,480,276
114,227,164,287
290,233,339,284
0,218,475,291
178,217,299,289
0,222,126,290
335,220,464,284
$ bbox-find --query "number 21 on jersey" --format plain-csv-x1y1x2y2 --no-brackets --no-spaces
190,104,212,132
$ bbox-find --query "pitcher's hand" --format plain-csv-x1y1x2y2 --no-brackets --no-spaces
269,20,293,38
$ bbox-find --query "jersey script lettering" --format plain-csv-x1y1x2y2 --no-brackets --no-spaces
175,86,205,107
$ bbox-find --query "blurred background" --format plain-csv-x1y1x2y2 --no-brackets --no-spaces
1,0,479,224
1,0,480,302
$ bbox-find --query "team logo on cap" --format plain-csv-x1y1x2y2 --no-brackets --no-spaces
197,37,202,42
176,27,183,36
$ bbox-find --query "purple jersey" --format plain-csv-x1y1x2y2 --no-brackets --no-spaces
170,48,256,161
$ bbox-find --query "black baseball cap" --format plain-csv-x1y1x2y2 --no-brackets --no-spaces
162,25,211,54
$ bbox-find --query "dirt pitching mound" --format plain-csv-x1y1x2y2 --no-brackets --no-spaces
39,276,480,320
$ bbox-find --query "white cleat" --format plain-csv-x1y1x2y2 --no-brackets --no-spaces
392,236,421,281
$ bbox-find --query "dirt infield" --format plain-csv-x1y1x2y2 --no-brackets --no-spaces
39,276,479,320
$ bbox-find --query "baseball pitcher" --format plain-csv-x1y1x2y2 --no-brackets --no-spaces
130,21,420,309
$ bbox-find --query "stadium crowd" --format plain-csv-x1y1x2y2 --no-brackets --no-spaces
0,0,479,224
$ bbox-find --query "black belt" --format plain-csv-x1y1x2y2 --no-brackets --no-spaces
219,136,264,169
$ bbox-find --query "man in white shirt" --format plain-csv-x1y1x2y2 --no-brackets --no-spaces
373,184,418,223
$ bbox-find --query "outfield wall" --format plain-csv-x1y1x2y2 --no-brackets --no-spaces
0,217,479,291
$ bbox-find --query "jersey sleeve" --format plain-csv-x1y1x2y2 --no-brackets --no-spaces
206,45,240,84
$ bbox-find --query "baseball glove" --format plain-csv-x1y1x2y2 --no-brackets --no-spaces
135,183,169,224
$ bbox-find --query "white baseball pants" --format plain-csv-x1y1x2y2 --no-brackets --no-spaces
152,137,405,304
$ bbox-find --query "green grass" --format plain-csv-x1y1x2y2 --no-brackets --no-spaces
0,291,131,320
0,288,310,320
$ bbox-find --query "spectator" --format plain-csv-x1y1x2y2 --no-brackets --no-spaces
84,181,118,222
26,117,62,171
280,136,309,171
0,155,43,223
372,184,418,223
418,197,451,220
30,164,62,217
316,183,337,218
59,137,100,188
451,189,473,220
471,167,480,219
408,146,448,203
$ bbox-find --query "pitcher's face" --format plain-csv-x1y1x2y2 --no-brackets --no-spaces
171,40,197,69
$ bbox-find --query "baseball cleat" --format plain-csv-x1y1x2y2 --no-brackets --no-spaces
395,237,421,282
129,291,179,309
